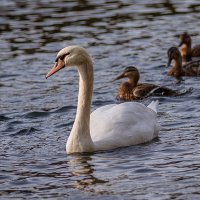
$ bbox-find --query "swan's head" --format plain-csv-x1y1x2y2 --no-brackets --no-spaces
179,32,191,47
46,45,91,78
113,66,140,82
167,46,181,67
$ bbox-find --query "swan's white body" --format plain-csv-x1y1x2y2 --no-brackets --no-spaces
46,45,159,154
90,102,159,151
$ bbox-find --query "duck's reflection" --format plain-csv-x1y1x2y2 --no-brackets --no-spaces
68,154,107,190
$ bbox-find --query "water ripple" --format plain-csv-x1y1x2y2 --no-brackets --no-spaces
0,0,200,199
23,111,50,119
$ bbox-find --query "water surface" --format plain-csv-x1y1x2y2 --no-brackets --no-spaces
0,0,200,199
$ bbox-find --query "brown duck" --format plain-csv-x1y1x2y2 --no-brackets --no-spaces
179,32,200,63
167,46,200,80
113,66,177,101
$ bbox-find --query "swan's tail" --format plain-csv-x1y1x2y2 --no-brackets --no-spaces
147,100,159,113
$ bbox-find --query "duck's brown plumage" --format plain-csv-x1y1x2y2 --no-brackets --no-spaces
167,46,200,79
114,66,177,101
179,32,200,62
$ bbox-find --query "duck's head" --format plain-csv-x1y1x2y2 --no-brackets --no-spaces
46,45,91,78
179,32,191,47
113,66,140,82
167,46,181,67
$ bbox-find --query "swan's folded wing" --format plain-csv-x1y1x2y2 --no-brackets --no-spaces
90,102,159,151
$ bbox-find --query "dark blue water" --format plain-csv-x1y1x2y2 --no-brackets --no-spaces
0,0,200,199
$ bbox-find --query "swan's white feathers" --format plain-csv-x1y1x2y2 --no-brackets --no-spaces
90,102,159,151
147,100,159,113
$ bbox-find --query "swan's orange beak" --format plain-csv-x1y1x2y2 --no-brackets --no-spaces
46,59,65,79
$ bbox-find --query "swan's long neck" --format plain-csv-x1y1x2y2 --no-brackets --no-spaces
66,58,95,153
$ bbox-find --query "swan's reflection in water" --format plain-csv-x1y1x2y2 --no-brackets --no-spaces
68,154,107,190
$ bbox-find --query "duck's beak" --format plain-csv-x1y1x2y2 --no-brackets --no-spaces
178,41,183,47
46,59,65,79
112,73,125,82
167,57,172,67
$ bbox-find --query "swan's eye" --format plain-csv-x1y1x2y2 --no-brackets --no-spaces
60,53,69,60
55,52,70,62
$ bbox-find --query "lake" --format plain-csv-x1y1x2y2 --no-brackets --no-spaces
0,0,200,199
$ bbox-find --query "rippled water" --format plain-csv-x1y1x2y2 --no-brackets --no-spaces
1,0,200,199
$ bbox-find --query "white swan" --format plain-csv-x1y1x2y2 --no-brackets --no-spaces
46,45,159,154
